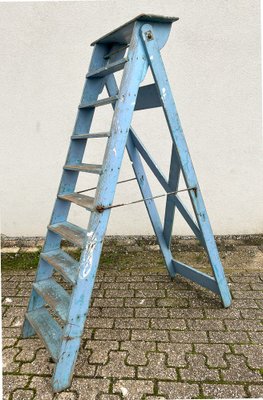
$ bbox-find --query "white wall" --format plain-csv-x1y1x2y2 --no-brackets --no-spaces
0,0,262,236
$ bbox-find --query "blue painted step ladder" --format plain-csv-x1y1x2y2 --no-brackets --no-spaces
22,14,232,392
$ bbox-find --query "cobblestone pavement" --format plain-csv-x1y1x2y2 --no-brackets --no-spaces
2,246,263,399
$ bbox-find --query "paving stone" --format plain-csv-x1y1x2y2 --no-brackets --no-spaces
115,318,149,329
151,318,186,330
230,274,261,283
248,385,263,398
113,379,154,399
86,318,114,329
85,340,119,364
12,389,35,400
138,352,177,380
144,275,169,282
135,289,166,298
231,299,259,309
116,275,143,282
20,348,53,375
105,289,134,298
157,298,189,307
3,375,29,399
97,351,135,378
94,329,130,341
202,384,246,398
2,347,21,373
100,282,129,289
71,378,110,400
29,377,54,400
131,329,169,342
54,393,78,400
121,341,155,365
15,338,43,362
74,349,97,376
125,298,156,308
170,331,209,343
205,308,242,319
169,308,204,319
2,338,17,348
88,307,102,317
248,331,263,344
195,344,230,367
208,331,250,344
135,308,168,318
233,344,263,368
232,290,263,299
158,343,192,367
189,297,221,308
101,307,134,318
2,327,21,338
241,309,263,319
187,319,224,331
222,354,262,382
180,354,220,381
224,319,263,331
256,300,263,308
2,288,20,297
93,298,124,308
251,283,263,290
158,381,199,399
130,282,158,290
98,395,121,400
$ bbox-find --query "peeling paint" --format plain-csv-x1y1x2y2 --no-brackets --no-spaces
80,231,97,279
113,147,117,156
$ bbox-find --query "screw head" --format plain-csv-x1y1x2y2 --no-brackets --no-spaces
145,30,153,41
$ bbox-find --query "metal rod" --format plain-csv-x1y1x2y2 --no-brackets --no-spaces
96,186,197,212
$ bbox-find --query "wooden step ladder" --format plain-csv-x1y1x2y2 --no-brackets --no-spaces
22,14,232,392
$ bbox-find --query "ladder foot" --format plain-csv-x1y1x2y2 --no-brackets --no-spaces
21,319,36,338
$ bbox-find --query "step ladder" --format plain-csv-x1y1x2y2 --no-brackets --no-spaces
22,14,232,392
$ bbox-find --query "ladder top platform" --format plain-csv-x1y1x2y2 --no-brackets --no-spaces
91,14,179,46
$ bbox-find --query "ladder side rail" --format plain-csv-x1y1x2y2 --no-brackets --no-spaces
140,23,231,308
52,23,149,392
163,144,181,247
22,43,111,338
106,74,175,276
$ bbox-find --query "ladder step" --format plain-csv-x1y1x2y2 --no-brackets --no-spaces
79,95,118,109
58,193,94,211
64,163,102,174
41,249,79,285
71,132,110,139
87,57,128,78
25,307,62,362
33,278,70,322
48,221,86,248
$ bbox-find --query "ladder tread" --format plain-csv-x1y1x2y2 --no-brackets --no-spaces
87,57,128,78
48,221,86,248
58,192,94,211
64,163,102,174
71,132,110,139
26,307,62,362
33,278,70,322
79,95,118,109
41,249,79,285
